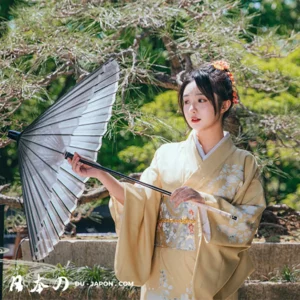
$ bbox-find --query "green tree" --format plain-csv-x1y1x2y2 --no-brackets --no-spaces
241,0,299,35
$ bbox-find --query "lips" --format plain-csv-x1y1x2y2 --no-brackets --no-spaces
191,118,201,123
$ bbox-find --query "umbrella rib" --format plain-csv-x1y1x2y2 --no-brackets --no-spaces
19,140,59,175
28,76,118,131
20,137,64,155
20,143,77,243
77,122,109,127
48,70,119,112
26,93,115,132
21,153,64,236
56,71,119,106
22,116,110,135
58,65,119,102
20,148,61,240
19,151,43,219
57,177,80,200
21,139,85,186
19,153,49,256
24,61,119,133
19,146,49,220
93,75,119,94
21,180,39,257
51,187,75,215
67,145,98,152
19,141,55,193
49,201,68,228
18,155,39,257
59,166,88,184
23,133,104,137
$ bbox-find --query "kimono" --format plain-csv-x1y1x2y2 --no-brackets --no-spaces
109,131,266,300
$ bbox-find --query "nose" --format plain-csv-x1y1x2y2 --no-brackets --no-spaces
189,103,197,113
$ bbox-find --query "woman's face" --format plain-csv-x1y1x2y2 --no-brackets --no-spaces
183,80,222,133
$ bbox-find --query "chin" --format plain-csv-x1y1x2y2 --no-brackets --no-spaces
191,124,212,133
189,123,204,130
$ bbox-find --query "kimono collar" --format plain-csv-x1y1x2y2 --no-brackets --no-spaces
182,130,237,187
192,130,230,161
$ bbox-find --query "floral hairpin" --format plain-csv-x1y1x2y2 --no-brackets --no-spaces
212,60,239,105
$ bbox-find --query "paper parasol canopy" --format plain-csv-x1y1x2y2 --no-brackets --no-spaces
8,60,119,260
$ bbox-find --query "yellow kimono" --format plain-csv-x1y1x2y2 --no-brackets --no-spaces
109,132,266,300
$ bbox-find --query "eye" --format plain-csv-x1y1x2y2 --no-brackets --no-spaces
198,99,206,103
184,100,189,105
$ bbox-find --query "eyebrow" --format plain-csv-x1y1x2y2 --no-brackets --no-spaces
183,93,203,97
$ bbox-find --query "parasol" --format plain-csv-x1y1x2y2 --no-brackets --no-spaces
7,59,120,261
7,59,238,262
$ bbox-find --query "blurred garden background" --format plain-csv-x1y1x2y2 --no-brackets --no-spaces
0,0,299,246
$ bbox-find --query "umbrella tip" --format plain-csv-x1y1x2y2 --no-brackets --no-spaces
8,130,21,142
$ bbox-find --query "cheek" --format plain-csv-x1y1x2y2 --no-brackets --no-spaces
203,104,216,116
183,105,189,117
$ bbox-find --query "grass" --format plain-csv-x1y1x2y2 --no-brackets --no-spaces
266,265,300,283
3,260,139,298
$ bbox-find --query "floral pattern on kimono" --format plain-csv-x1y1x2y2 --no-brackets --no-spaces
206,163,244,200
156,270,193,300
216,205,262,244
155,199,198,251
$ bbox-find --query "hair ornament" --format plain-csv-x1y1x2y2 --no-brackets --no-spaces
212,60,230,71
212,60,239,105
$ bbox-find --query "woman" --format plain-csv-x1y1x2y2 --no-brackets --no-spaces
69,61,266,299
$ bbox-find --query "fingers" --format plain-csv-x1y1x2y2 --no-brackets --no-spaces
170,187,204,207
67,152,83,174
72,154,80,173
171,186,189,208
171,186,188,199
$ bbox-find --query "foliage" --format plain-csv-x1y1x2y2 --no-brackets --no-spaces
0,0,297,148
5,208,27,232
241,48,299,114
282,184,300,211
3,260,138,297
268,265,300,283
235,47,300,208
2,262,29,295
241,0,299,35
118,90,187,170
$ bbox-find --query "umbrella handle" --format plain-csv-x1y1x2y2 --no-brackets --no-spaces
64,152,237,220
64,152,170,195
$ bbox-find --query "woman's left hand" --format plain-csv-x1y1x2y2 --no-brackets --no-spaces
170,186,205,208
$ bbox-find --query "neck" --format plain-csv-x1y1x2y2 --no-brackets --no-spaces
195,127,225,154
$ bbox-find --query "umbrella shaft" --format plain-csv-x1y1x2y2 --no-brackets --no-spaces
85,161,172,195
64,152,171,196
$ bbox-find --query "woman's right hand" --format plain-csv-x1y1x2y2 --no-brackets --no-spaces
68,152,125,205
67,152,100,178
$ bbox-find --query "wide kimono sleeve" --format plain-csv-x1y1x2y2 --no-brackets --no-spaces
199,154,266,247
108,149,162,286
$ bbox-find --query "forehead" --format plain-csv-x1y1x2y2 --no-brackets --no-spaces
183,80,202,96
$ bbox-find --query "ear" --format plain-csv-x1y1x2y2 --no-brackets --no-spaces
221,100,231,113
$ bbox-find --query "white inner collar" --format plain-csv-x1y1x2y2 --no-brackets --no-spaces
193,130,230,161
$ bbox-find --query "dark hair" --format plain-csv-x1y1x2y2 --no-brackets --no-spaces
178,63,236,127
